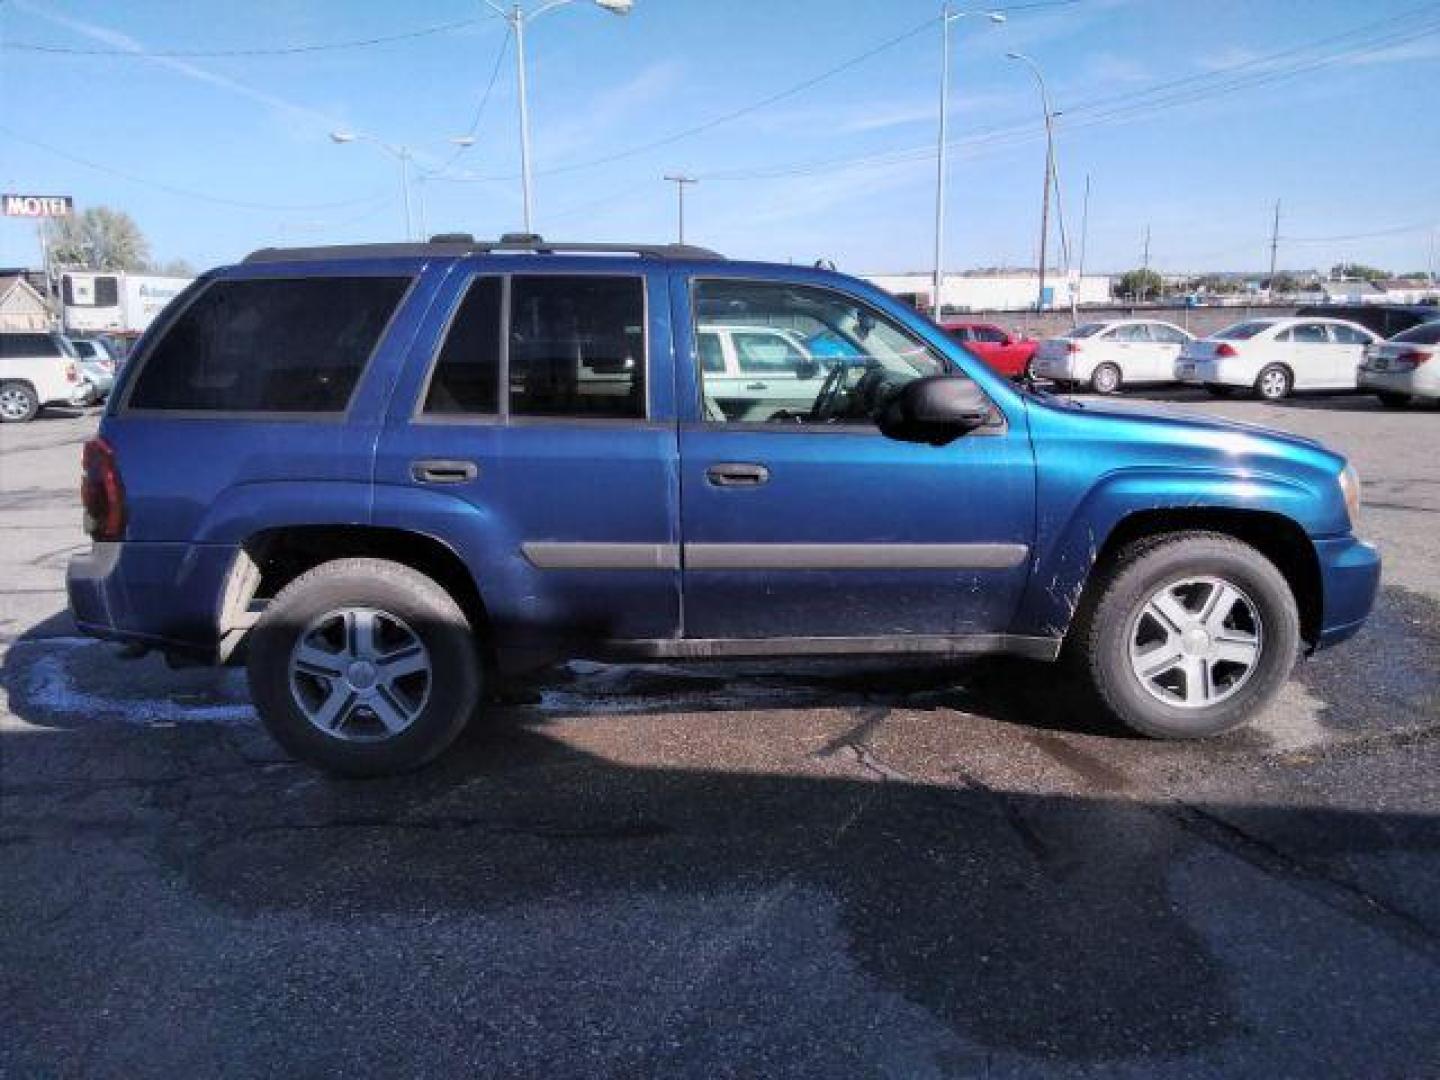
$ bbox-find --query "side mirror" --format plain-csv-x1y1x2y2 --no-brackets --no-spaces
794,358,820,380
877,375,994,446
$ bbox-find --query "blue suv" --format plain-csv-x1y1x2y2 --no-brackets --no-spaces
67,236,1380,775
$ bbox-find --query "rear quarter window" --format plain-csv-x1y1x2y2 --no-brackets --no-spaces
1393,321,1440,344
126,276,410,413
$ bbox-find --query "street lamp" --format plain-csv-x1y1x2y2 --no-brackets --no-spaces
663,174,697,244
480,0,634,235
1006,51,1059,314
932,5,1005,319
331,131,475,240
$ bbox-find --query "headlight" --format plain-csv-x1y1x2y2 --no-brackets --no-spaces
1339,463,1362,528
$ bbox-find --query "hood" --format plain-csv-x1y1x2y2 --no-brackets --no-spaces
1040,393,1325,448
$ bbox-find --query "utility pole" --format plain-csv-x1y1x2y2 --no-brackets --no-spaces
1140,224,1151,302
1268,199,1281,296
663,174,697,245
1077,174,1091,281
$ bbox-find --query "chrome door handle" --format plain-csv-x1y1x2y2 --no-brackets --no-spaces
412,459,478,484
706,462,770,487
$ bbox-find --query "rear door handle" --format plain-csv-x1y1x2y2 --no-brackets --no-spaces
706,462,770,487
412,459,479,484
745,381,768,391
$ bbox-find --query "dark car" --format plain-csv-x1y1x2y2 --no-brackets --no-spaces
1295,303,1439,339
68,235,1379,775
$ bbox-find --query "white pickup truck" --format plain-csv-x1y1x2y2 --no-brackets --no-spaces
0,331,92,422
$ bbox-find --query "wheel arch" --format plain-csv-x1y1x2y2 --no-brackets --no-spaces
1069,508,1322,648
220,524,490,661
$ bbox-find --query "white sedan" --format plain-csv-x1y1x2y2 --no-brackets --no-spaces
1177,317,1379,400
1031,319,1194,394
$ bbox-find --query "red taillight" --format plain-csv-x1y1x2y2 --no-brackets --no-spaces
1396,348,1432,366
65,362,80,383
81,437,126,541
1214,343,1238,357
1065,341,1081,354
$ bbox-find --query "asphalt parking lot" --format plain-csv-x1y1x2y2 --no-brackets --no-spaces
2,393,1438,1078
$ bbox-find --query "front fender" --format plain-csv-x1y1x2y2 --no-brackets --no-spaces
1012,467,1320,639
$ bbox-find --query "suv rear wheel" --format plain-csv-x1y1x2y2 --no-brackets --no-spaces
246,558,481,776
0,381,39,423
1070,532,1299,739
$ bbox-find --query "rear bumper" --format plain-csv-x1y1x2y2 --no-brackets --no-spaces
1358,366,1440,399
1313,535,1381,650
67,541,238,659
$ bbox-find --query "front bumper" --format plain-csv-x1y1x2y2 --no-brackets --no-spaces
1312,534,1381,650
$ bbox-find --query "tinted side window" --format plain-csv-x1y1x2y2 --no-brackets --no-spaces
508,275,645,419
1330,323,1371,345
972,326,1006,344
1290,323,1330,344
423,277,501,415
0,333,59,357
128,276,410,412
1150,324,1187,344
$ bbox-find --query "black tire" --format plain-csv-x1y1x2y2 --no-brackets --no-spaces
0,380,40,423
1091,363,1123,395
246,558,482,776
1376,391,1413,409
1068,532,1300,739
1204,384,1236,398
1254,364,1292,401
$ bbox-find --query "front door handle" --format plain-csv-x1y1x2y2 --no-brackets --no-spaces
706,462,770,487
412,459,479,484
745,381,768,390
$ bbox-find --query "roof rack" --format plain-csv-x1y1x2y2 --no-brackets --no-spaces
242,233,725,265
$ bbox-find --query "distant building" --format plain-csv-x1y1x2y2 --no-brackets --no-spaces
863,271,1113,314
0,274,51,331
1379,279,1440,304
1317,279,1386,304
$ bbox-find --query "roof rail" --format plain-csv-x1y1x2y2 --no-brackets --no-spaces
241,233,725,265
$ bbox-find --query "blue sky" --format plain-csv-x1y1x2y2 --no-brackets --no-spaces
1,0,1438,277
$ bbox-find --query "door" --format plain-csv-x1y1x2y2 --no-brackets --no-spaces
676,275,1036,642
1146,323,1190,382
1326,322,1374,388
374,264,681,647
1109,322,1168,381
1283,322,1336,390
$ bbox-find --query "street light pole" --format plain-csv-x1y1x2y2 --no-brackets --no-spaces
482,0,634,236
663,174,697,244
332,133,474,241
932,6,1005,321
1007,52,1056,314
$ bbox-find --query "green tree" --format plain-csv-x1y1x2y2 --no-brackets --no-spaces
1116,268,1164,301
1266,273,1302,294
43,206,151,272
1329,262,1389,283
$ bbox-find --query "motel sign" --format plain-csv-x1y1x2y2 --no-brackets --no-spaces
3,195,74,218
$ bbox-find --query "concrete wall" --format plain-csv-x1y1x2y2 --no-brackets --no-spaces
968,304,1301,341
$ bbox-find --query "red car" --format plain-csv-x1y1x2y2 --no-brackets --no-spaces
942,321,1037,379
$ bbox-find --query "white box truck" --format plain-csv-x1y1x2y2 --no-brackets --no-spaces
61,271,193,338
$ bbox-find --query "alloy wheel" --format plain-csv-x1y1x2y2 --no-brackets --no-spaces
1127,576,1263,708
288,607,433,741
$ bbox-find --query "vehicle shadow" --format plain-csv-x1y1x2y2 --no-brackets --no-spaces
4,610,1440,1070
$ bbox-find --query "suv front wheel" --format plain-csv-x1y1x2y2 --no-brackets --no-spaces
246,558,481,775
1071,533,1299,739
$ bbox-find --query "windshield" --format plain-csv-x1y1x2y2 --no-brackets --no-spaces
1213,321,1276,340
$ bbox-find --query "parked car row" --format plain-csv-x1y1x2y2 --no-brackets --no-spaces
0,331,120,422
1021,313,1438,407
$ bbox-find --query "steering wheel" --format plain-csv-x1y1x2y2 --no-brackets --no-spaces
810,361,851,422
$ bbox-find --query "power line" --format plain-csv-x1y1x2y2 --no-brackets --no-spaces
0,16,481,57
426,0,1085,184
701,4,1440,182
417,26,512,177
0,122,388,211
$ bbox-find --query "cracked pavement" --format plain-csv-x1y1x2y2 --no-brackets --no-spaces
2,394,1439,1077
